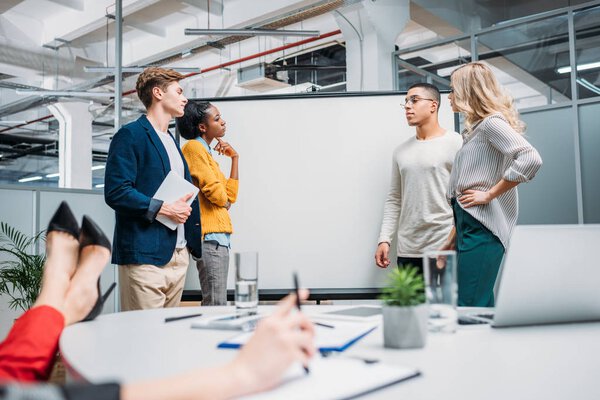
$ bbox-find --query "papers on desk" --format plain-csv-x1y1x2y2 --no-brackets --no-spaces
191,313,264,331
153,171,199,230
218,321,378,352
239,356,420,400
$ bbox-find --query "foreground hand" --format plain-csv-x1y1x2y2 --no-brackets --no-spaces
214,138,238,158
231,289,315,394
458,190,492,208
375,243,391,268
158,193,193,223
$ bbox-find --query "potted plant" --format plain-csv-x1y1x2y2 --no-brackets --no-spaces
379,265,428,349
0,222,45,311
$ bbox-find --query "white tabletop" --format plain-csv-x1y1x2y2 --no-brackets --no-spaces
60,306,600,400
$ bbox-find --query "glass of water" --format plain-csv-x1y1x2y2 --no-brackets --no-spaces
423,250,458,333
235,252,259,315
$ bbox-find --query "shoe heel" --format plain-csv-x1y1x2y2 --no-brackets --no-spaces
82,281,117,322
47,201,79,239
79,215,111,250
102,282,117,303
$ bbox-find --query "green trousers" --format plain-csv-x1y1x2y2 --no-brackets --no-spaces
452,199,505,307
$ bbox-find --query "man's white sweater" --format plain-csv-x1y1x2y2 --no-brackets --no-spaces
378,130,463,257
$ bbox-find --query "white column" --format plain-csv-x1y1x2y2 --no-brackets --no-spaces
335,0,410,91
47,101,93,189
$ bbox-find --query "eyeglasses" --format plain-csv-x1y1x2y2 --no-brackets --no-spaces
400,96,436,109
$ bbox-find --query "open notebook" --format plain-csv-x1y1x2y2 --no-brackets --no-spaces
218,321,378,352
240,356,420,400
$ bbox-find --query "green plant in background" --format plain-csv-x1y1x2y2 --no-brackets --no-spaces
0,222,46,311
379,265,425,307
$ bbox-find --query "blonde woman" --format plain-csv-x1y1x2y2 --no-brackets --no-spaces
441,62,542,307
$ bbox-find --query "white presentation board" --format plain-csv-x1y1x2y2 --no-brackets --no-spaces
183,92,455,291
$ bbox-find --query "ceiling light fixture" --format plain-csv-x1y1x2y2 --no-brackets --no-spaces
576,78,600,95
15,90,116,98
91,165,106,171
184,28,320,37
84,66,201,73
18,176,43,183
95,183,105,188
557,61,600,74
45,172,60,178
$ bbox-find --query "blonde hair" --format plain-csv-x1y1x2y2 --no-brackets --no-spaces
450,62,525,134
136,67,184,109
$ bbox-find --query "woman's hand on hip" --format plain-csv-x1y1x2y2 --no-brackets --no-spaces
458,189,493,208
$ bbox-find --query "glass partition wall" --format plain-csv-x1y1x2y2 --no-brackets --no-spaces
394,2,600,224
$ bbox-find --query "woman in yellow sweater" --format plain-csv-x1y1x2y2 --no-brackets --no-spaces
176,101,239,305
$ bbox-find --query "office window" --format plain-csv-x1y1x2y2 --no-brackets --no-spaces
476,14,571,109
395,38,476,91
574,5,600,100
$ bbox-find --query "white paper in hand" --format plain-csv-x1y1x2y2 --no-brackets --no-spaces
153,171,199,230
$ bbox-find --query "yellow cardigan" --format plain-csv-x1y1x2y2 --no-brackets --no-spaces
182,139,239,237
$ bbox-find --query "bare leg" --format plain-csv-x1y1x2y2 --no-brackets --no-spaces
63,244,111,325
32,231,79,315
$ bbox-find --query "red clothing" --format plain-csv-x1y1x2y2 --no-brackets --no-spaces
0,305,64,382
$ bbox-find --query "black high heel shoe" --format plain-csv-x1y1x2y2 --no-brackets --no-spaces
47,201,79,238
79,215,115,322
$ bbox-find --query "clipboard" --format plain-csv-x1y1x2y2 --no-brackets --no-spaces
153,171,199,230
239,356,421,400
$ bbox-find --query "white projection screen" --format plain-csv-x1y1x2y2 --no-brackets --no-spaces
182,92,455,293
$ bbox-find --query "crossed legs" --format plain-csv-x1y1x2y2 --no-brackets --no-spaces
0,228,110,382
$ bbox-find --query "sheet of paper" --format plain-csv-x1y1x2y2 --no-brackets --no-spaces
240,357,420,400
153,170,199,230
218,320,379,352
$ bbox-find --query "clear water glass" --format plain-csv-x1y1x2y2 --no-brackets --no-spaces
235,252,258,315
423,250,458,333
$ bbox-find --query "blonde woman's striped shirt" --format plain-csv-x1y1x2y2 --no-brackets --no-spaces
447,114,542,248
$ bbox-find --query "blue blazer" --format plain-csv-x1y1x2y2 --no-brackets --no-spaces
104,115,202,266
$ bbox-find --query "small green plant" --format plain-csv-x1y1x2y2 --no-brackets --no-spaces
0,222,46,311
379,265,425,307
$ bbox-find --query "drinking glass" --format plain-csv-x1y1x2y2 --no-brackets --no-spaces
235,252,258,315
423,250,458,333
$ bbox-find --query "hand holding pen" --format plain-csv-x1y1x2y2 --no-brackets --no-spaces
231,289,315,393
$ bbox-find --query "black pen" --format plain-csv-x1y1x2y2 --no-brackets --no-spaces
293,272,310,375
164,313,203,323
314,321,335,329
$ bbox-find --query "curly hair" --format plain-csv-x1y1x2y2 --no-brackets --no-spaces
176,101,213,140
450,62,525,134
136,67,185,109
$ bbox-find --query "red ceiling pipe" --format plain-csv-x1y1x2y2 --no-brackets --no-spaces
0,29,342,134
0,115,53,134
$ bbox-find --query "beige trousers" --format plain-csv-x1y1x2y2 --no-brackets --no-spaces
119,247,189,311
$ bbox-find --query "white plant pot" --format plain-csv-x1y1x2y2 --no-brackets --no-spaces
382,303,428,349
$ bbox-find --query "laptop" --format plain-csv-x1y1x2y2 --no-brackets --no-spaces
467,224,600,327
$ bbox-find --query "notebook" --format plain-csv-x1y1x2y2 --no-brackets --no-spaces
218,321,378,352
153,171,199,230
239,356,420,400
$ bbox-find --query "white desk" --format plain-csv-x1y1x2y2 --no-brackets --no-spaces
60,306,600,399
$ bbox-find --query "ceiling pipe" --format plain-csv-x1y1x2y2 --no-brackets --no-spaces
0,29,342,135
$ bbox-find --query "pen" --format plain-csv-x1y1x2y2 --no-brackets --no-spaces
293,272,310,375
164,313,203,323
314,321,335,329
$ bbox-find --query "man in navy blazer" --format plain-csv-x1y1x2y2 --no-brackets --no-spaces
105,67,202,311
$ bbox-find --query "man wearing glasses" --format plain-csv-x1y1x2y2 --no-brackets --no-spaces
375,83,462,274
